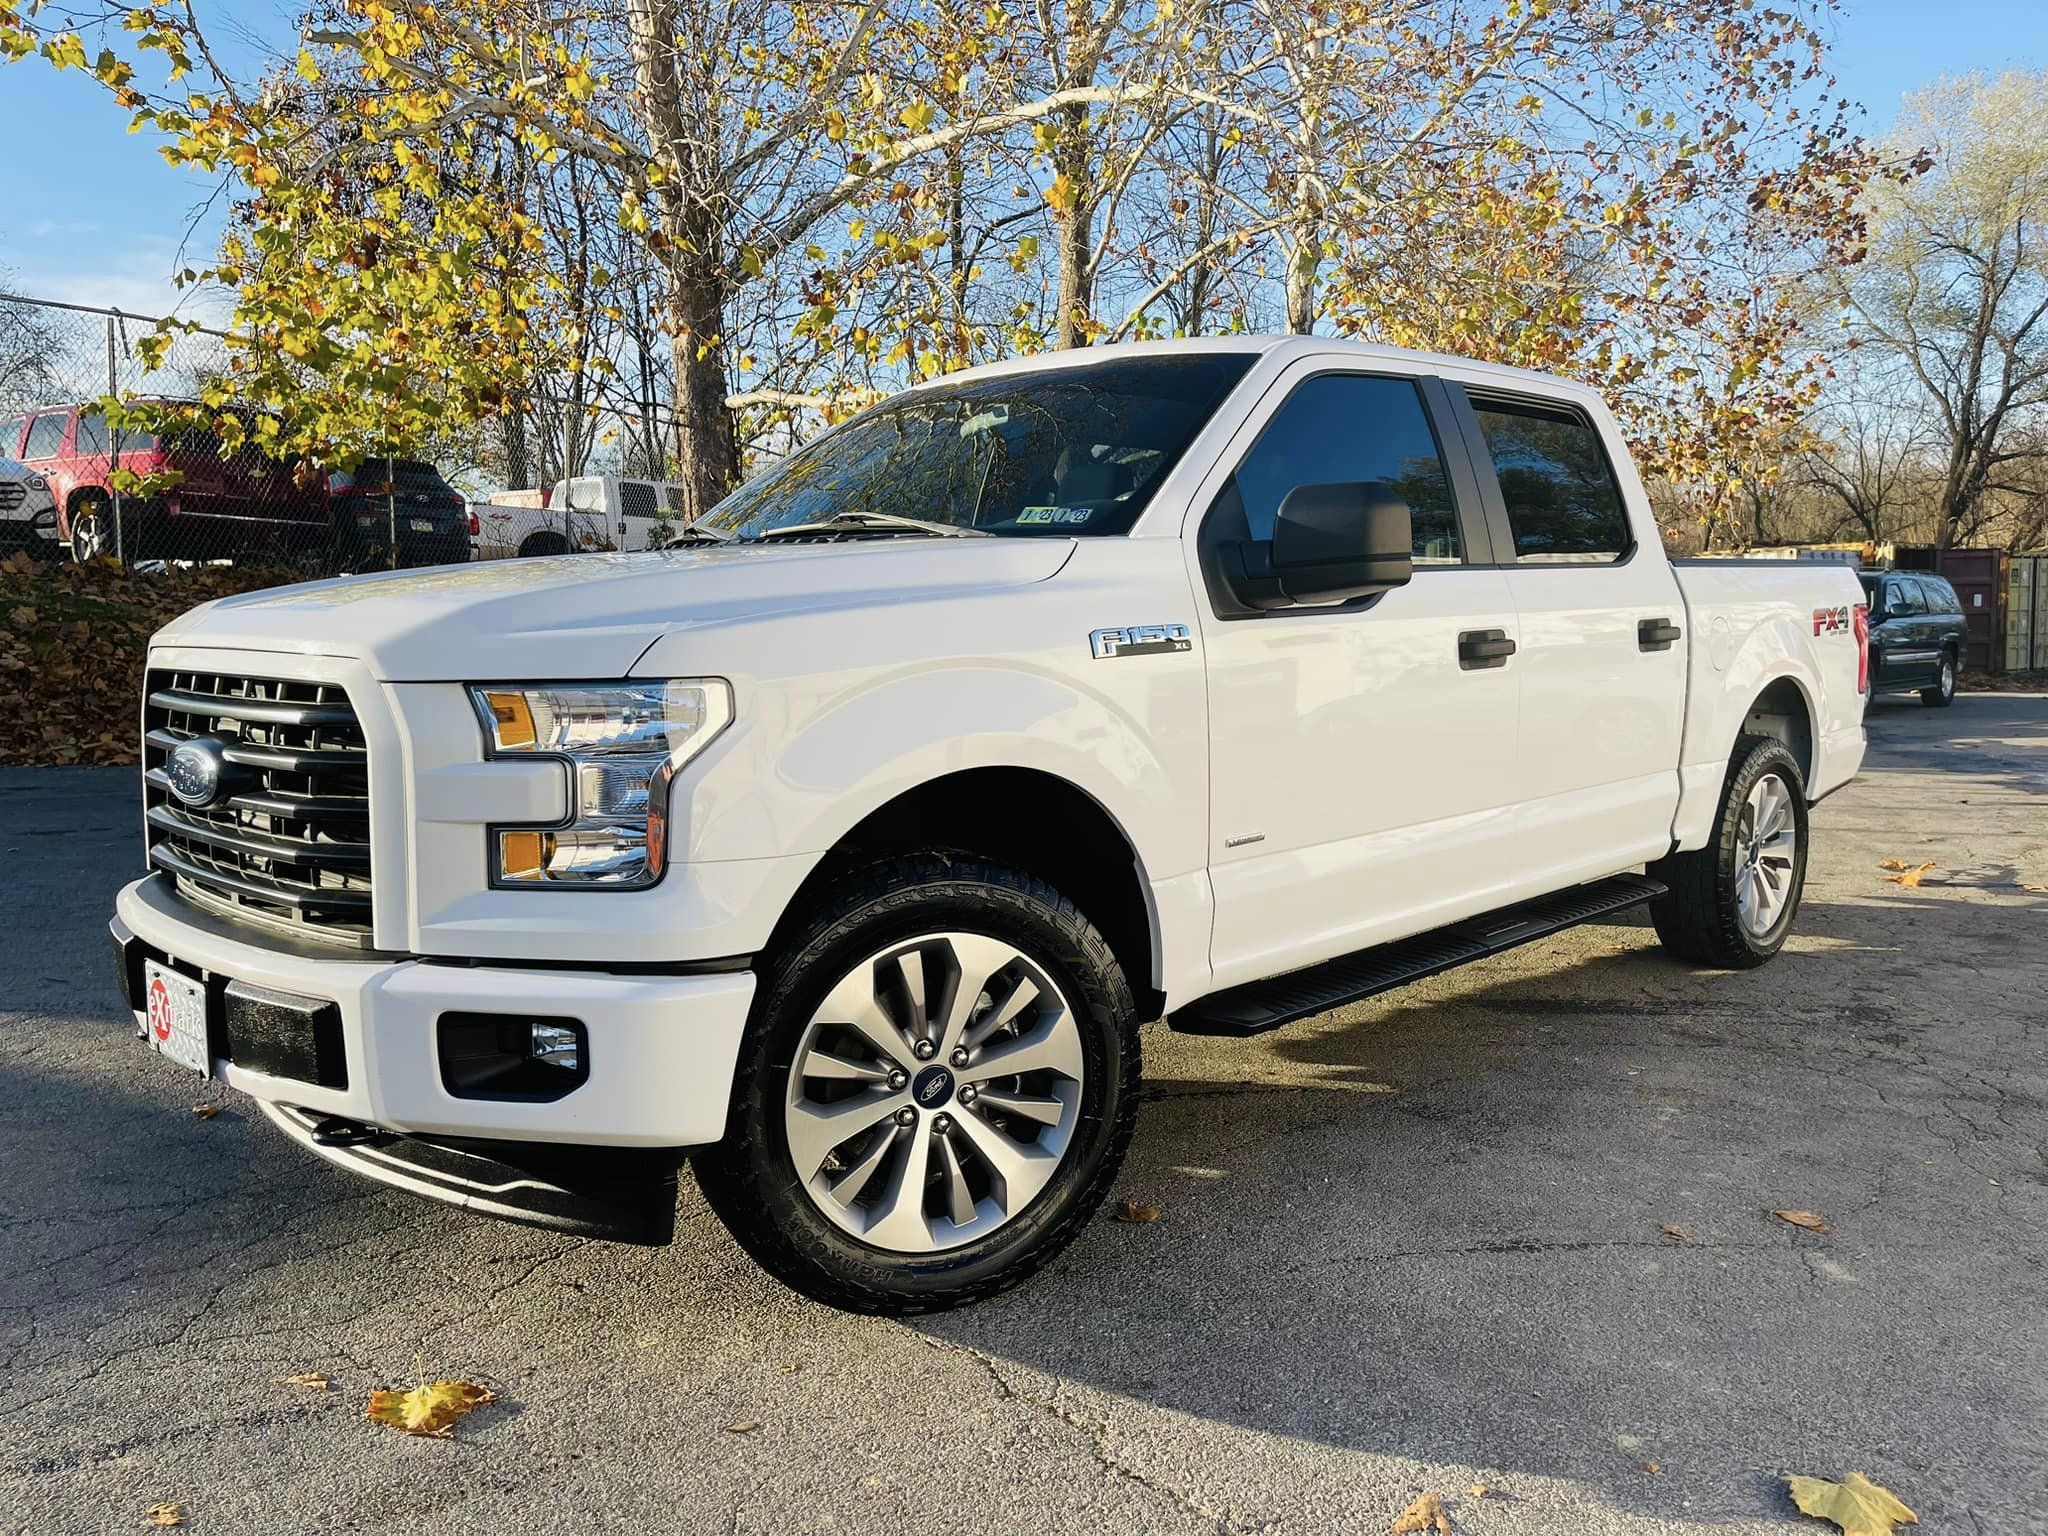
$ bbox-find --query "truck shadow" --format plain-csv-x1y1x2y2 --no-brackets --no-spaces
917,888,2048,1527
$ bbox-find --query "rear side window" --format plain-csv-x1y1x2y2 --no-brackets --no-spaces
1472,400,1631,563
73,413,110,456
1230,374,1461,563
0,416,24,457
22,412,68,460
1923,577,1960,613
620,481,659,521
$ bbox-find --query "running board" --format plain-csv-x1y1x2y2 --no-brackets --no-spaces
1169,874,1667,1037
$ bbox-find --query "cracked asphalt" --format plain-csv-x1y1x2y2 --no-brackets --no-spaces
4,693,2046,1536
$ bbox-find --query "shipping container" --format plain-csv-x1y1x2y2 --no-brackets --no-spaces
2009,554,2048,674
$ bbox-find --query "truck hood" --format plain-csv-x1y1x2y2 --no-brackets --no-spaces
154,540,1076,679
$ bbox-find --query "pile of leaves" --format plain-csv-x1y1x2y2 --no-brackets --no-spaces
0,553,300,765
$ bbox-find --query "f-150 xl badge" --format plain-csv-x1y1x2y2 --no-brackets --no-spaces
1090,623,1193,660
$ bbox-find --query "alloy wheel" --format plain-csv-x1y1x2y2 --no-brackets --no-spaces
783,932,1084,1253
1733,772,1798,937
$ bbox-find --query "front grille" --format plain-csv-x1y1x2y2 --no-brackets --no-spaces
143,669,374,944
0,482,24,512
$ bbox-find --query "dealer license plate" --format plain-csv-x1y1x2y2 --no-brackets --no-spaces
142,960,210,1077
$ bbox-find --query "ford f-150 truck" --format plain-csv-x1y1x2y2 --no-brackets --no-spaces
108,337,1869,1313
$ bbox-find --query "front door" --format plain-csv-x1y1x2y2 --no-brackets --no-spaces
1193,364,1524,991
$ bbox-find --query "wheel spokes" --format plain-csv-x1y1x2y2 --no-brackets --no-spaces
953,1108,1061,1212
934,934,1026,1058
962,1008,1082,1084
863,1117,936,1249
934,1129,979,1227
814,969,920,1073
972,1087,1066,1126
786,1090,907,1182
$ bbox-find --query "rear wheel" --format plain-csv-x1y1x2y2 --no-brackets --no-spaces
1921,650,1958,707
517,530,570,558
1648,734,1808,969
693,855,1140,1314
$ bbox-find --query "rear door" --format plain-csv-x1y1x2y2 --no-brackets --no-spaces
1448,383,1687,892
1195,363,1523,988
1876,576,1931,685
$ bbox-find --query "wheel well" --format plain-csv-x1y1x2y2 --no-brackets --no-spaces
775,768,1163,1020
518,530,569,557
1741,678,1813,787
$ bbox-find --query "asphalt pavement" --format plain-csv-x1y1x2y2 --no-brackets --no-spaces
3,693,2045,1535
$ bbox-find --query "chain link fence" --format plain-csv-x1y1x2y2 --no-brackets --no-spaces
0,290,691,579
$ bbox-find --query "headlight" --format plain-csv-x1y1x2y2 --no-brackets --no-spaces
470,679,733,888
25,474,45,491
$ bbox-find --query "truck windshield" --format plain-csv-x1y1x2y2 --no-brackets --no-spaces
698,352,1256,540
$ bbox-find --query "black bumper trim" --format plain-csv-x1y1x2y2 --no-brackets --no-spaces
258,1102,684,1244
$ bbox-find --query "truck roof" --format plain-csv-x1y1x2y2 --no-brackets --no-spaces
893,334,1607,409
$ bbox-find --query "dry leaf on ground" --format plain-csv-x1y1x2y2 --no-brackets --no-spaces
1113,1199,1161,1223
1660,1223,1694,1244
1786,1471,1917,1535
191,1104,219,1120
725,1419,761,1435
364,1378,495,1438
1467,1482,1492,1498
1882,861,1936,888
1774,1209,1836,1234
1877,858,1909,871
144,1506,186,1529
1638,1461,1663,1475
277,1371,330,1390
1391,1491,1452,1534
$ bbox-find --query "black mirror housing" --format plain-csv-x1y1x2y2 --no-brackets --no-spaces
1222,481,1414,610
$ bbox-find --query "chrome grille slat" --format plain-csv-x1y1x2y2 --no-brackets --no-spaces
0,483,25,511
143,667,374,944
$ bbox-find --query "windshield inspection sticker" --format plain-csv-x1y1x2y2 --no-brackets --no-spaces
1018,506,1095,526
1090,623,1193,660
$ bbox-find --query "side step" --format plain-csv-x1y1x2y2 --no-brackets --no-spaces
1169,874,1667,1037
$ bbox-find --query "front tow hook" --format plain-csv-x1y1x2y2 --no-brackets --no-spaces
309,1116,395,1149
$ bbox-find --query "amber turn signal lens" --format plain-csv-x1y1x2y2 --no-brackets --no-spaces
482,690,536,748
499,830,547,879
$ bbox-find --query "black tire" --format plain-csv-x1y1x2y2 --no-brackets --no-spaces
67,493,112,565
1921,649,1958,707
1647,734,1809,969
517,530,571,558
693,854,1141,1314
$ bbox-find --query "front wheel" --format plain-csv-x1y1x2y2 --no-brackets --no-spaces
693,855,1141,1314
1921,650,1958,707
67,495,112,565
1647,734,1809,969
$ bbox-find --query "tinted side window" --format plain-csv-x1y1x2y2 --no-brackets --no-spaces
74,413,110,456
1925,577,1960,614
1472,400,1631,562
619,481,659,521
1232,374,1460,563
22,412,68,460
0,416,24,457
1889,579,1925,616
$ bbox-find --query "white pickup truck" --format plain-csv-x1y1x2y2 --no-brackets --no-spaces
109,337,1869,1312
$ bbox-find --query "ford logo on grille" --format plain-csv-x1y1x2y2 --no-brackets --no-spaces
164,737,230,808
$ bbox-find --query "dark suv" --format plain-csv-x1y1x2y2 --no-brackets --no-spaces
1859,570,1968,707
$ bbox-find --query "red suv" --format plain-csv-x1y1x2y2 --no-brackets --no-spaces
0,402,321,565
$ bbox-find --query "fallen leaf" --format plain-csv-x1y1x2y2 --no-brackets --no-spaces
1877,858,1909,871
1786,1471,1917,1535
725,1419,761,1435
364,1378,495,1438
144,1506,186,1529
1774,1209,1836,1235
1882,861,1936,889
1467,1481,1492,1498
1113,1199,1161,1224
277,1371,330,1390
1391,1492,1452,1534
191,1104,219,1120
1638,1461,1663,1475
1660,1223,1694,1244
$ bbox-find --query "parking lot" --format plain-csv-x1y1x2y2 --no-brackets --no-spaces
3,693,2044,1536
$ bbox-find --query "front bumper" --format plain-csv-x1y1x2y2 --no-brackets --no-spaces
112,874,756,1237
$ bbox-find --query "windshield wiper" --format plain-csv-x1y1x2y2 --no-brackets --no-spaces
662,521,734,545
751,511,990,542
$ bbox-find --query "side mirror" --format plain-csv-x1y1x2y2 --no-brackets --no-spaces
1222,481,1414,610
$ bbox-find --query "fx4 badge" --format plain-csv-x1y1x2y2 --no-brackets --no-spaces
1812,605,1851,636
1090,623,1193,660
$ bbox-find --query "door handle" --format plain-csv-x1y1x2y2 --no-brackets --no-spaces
1458,629,1517,669
1638,617,1682,651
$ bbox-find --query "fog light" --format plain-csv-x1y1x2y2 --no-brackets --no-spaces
438,1013,589,1101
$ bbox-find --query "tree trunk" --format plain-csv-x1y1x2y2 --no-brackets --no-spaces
1053,103,1096,350
668,261,739,520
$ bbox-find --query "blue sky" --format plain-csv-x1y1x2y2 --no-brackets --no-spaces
0,0,2044,321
